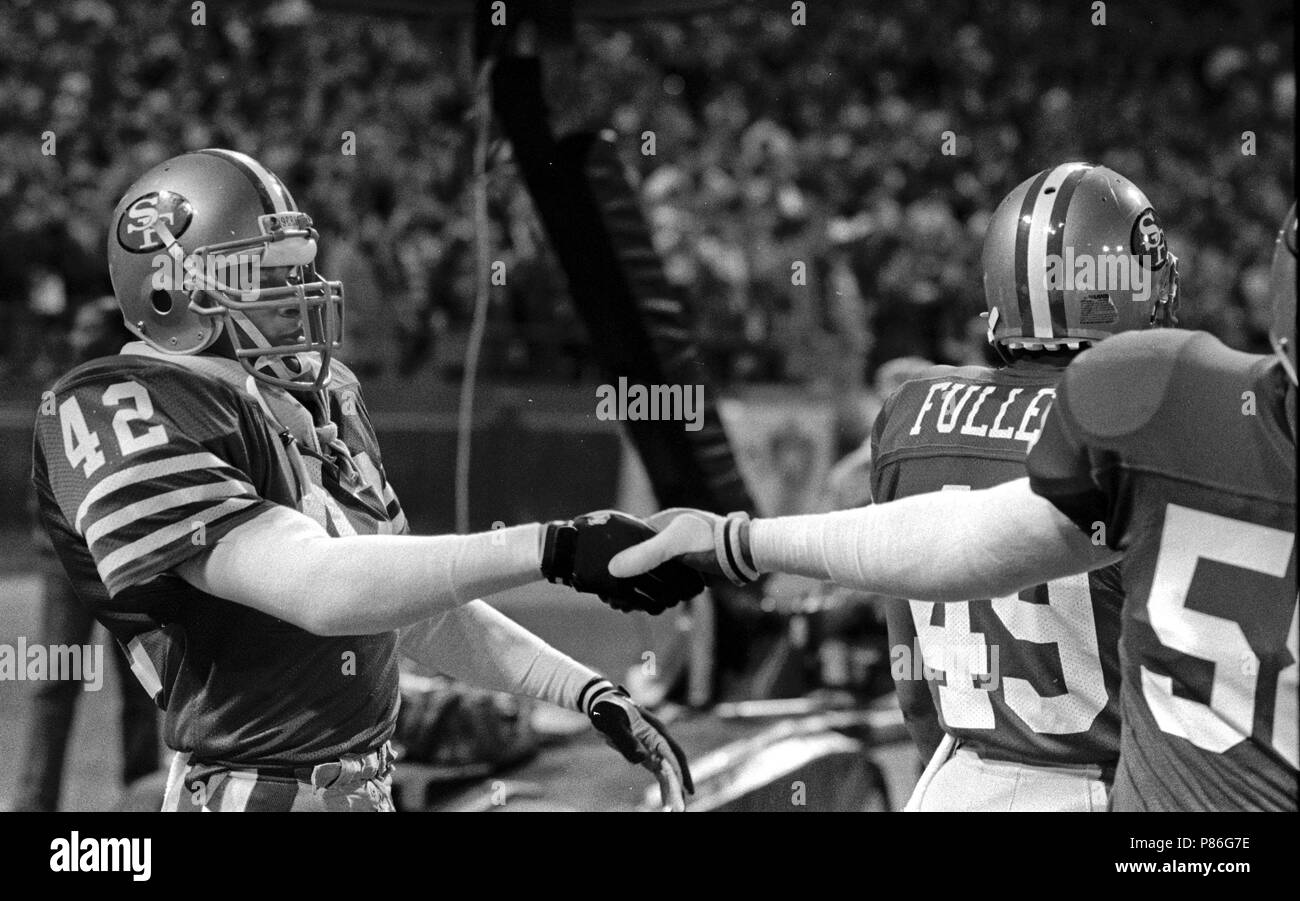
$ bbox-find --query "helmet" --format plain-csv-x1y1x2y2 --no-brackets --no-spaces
982,162,1179,350
1268,202,1297,386
107,149,343,390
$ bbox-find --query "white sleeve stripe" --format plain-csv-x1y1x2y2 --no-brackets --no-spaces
95,497,258,585
125,635,164,701
85,480,256,547
354,452,399,505
75,452,236,533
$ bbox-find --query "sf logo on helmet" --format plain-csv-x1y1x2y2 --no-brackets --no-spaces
1130,208,1169,270
117,190,194,253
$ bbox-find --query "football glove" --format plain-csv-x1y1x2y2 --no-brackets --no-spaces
581,678,694,811
607,507,760,588
541,510,705,614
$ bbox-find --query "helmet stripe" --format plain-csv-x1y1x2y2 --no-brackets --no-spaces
1044,165,1094,335
1013,168,1053,336
194,149,291,214
1025,163,1090,339
272,170,299,212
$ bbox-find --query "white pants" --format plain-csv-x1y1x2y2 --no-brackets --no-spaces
906,738,1110,812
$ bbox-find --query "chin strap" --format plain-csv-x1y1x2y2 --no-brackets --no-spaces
227,309,324,389
1150,253,1180,328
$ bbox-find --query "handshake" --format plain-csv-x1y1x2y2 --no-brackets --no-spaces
541,508,756,615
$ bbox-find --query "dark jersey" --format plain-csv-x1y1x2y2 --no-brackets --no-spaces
872,356,1123,768
1028,330,1297,811
31,345,409,768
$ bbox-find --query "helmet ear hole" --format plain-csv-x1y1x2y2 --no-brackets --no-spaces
150,290,174,315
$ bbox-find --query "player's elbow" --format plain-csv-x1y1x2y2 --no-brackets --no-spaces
220,585,345,636
221,556,372,636
906,568,1034,604
289,605,340,637
294,586,374,637
258,534,387,636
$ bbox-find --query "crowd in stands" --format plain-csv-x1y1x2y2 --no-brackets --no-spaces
0,0,1292,397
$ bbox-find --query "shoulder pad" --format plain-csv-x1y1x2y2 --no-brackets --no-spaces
876,363,997,432
327,358,361,391
939,362,999,383
1057,330,1206,439
893,363,997,392
50,353,240,403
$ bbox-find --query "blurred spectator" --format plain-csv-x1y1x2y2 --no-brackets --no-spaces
0,0,1291,387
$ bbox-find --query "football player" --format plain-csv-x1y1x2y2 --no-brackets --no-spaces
872,163,1178,811
31,149,703,812
610,204,1296,811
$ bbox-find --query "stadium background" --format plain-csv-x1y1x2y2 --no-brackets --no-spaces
0,0,1292,810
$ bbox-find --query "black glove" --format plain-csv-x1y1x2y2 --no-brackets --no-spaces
541,510,705,614
582,678,694,811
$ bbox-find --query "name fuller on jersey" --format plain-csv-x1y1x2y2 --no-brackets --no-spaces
908,382,1055,447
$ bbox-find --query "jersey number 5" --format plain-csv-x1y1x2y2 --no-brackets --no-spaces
59,382,169,477
1143,504,1297,768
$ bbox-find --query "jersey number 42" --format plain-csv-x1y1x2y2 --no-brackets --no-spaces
59,382,169,477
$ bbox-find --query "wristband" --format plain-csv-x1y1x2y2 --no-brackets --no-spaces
541,520,578,585
577,676,617,716
714,511,760,585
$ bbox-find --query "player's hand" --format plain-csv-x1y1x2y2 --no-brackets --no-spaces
607,508,760,585
584,680,693,811
541,510,705,614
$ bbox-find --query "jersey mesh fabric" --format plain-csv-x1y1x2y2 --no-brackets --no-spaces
871,356,1123,769
1028,331,1297,810
32,351,407,767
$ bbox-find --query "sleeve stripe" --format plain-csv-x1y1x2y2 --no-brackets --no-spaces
95,497,259,585
125,635,164,701
84,480,256,547
75,452,236,533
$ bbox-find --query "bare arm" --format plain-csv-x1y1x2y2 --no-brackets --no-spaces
749,478,1118,601
176,505,545,636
